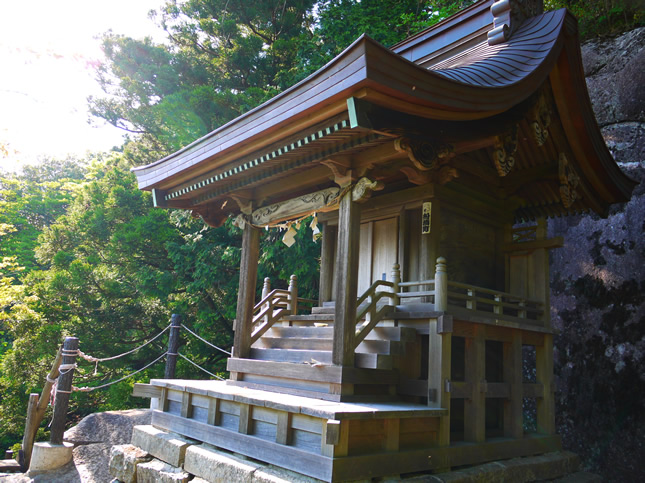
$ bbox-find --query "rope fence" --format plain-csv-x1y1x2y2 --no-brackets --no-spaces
18,314,231,472
43,315,231,395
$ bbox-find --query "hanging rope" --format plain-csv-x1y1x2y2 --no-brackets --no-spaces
72,351,167,392
177,352,225,380
76,324,171,364
180,324,231,356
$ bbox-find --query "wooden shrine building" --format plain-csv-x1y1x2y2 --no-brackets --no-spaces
131,0,635,481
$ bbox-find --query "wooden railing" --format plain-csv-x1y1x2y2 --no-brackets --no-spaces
353,272,398,349
396,257,545,326
446,281,544,324
249,275,316,344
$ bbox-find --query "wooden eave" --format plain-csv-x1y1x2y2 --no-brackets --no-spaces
132,7,635,222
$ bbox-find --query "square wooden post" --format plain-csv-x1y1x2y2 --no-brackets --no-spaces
428,317,452,446
319,222,336,305
464,326,485,442
536,334,555,434
332,190,361,366
232,223,260,361
504,329,524,438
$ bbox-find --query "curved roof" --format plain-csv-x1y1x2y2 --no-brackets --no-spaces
132,2,635,221
430,10,563,87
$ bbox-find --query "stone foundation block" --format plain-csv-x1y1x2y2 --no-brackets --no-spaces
184,444,261,483
253,465,324,483
498,451,580,481
137,458,191,483
108,443,152,483
426,451,582,482
28,441,74,474
131,425,193,467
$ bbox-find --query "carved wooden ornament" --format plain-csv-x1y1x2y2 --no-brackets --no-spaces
493,124,518,176
352,177,384,203
251,187,340,226
531,93,552,147
394,137,454,171
558,153,580,208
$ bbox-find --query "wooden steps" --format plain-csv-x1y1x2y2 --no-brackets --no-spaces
251,313,416,370
235,308,422,400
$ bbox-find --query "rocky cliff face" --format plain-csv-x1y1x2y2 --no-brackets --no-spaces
550,27,645,482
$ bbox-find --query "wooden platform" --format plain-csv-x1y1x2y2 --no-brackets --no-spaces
135,379,560,482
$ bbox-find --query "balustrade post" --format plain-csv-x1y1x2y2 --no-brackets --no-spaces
262,277,271,326
288,275,298,315
262,277,271,299
434,257,448,312
391,263,400,306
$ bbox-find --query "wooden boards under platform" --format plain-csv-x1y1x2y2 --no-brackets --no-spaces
133,379,560,482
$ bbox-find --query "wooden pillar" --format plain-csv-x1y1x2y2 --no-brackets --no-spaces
428,317,452,446
536,334,555,434
504,329,524,438
232,223,260,360
464,326,485,442
319,222,336,305
332,190,361,366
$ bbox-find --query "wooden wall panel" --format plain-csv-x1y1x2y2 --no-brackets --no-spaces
439,208,499,289
372,217,398,283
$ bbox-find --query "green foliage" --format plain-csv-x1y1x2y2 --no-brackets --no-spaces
0,158,87,273
546,0,645,39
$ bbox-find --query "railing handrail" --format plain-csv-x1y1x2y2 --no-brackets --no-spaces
447,281,544,307
253,289,289,313
353,281,397,349
398,279,435,288
356,279,394,307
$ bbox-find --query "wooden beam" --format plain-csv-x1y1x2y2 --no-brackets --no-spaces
232,224,260,362
503,237,564,252
332,190,362,367
250,186,340,225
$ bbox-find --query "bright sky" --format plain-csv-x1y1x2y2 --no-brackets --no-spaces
0,0,168,172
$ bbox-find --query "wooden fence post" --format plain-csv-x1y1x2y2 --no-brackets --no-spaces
435,257,448,312
165,314,182,379
50,337,79,445
19,345,63,470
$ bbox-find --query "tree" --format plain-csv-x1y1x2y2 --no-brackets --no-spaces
0,158,87,273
